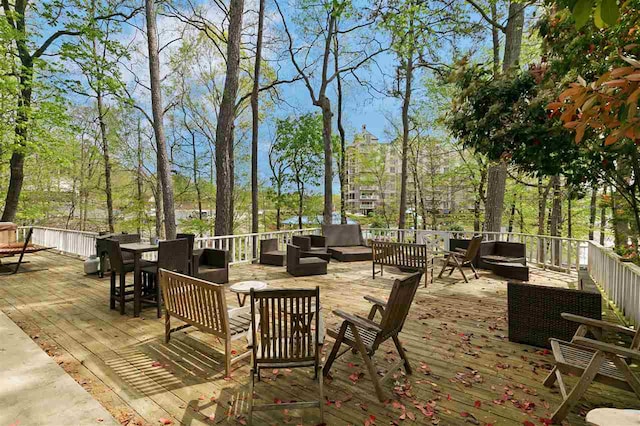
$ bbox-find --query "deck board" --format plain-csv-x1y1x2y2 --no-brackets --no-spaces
1,252,638,425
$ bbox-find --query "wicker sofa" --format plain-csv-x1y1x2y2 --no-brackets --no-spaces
322,224,372,262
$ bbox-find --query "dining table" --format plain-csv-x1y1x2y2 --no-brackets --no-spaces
120,242,158,317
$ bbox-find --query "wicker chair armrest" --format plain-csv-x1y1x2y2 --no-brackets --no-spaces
309,235,326,248
562,313,636,336
333,309,381,332
573,337,640,361
364,295,387,308
203,248,229,267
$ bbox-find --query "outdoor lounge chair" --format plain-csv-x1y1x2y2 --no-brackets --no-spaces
248,287,324,425
0,227,53,275
437,235,482,282
543,313,640,423
322,224,372,262
292,235,331,262
286,244,327,276
193,248,229,283
176,233,196,274
323,272,422,402
159,269,252,377
259,238,285,266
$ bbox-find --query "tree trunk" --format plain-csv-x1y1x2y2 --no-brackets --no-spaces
491,3,500,76
154,178,164,238
214,0,244,236
398,23,414,231
320,99,333,225
537,177,551,262
96,91,115,232
136,118,144,235
502,1,525,72
190,132,203,221
482,0,524,235
589,187,597,240
484,161,507,234
250,0,265,236
1,61,32,222
600,187,606,245
473,166,487,232
567,190,573,238
549,175,562,266
146,0,177,239
507,190,516,239
334,31,347,225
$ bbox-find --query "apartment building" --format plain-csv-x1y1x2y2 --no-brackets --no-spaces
345,125,466,217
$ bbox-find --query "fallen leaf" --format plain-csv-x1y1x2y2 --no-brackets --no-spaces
151,361,162,367
474,400,481,408
158,419,172,425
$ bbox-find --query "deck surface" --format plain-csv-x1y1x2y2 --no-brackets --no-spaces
0,252,638,426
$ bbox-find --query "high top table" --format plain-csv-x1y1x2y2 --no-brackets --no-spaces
120,242,158,317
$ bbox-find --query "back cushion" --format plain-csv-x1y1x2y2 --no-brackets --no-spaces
323,224,362,246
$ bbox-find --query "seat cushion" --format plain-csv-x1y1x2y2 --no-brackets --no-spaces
329,246,373,262
300,257,327,265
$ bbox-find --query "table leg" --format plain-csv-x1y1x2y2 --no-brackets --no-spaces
134,252,141,317
237,293,247,307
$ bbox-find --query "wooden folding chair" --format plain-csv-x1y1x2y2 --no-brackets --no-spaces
248,287,324,425
323,272,423,402
543,313,640,423
437,235,482,283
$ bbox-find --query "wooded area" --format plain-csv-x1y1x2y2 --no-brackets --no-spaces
0,0,637,254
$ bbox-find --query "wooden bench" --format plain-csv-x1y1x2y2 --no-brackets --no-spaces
371,241,433,287
159,269,252,377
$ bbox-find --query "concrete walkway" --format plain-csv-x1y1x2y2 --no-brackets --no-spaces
0,310,118,426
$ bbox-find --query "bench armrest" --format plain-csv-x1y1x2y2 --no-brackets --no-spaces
562,313,636,337
573,337,640,361
364,295,387,308
333,309,381,332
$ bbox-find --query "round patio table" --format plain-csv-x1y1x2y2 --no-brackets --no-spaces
230,280,268,307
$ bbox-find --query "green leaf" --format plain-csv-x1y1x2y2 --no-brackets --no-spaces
594,0,604,28
572,0,594,28
600,0,619,26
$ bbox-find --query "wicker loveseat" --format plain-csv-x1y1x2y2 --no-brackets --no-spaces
322,224,372,262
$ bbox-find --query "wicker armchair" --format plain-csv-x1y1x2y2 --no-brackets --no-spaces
194,248,229,283
286,244,327,276
259,238,285,266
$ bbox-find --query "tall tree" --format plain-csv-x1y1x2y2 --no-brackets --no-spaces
214,0,245,236
145,0,177,239
251,0,266,235
276,0,384,225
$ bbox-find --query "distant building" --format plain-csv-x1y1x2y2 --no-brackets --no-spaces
344,125,467,217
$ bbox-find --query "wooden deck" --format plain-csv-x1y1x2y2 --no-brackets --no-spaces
1,252,638,426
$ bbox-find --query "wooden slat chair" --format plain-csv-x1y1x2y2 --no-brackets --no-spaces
159,269,252,377
543,313,640,423
248,287,324,425
323,272,423,402
437,235,482,283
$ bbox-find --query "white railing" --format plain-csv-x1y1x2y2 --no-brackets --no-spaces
195,228,321,265
588,241,640,326
19,226,99,258
363,228,588,272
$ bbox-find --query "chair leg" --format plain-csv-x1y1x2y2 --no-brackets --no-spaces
351,324,385,402
551,350,605,424
119,273,126,315
155,275,161,319
392,335,412,375
469,263,479,279
165,313,171,344
224,339,232,378
323,322,347,377
543,366,558,387
109,272,116,310
453,258,468,283
318,366,325,424
437,255,451,279
248,369,254,426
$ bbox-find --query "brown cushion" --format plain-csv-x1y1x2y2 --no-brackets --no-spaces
264,250,285,256
329,246,372,255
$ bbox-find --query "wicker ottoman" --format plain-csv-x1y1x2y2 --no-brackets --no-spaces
507,282,602,348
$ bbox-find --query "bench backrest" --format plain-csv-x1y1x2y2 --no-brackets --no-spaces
372,241,429,268
159,269,229,339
